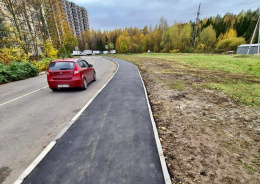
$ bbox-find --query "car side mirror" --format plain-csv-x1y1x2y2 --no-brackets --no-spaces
89,64,93,67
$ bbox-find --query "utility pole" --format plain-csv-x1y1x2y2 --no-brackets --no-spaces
259,14,260,55
247,14,260,55
191,3,201,47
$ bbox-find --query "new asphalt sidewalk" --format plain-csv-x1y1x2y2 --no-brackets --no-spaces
22,57,168,184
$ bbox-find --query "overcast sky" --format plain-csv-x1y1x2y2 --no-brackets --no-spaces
69,0,259,31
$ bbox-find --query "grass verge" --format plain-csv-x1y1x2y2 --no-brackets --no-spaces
112,53,260,107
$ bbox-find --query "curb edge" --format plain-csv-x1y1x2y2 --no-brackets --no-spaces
136,66,172,184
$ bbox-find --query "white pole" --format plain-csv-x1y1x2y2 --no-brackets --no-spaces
247,15,260,55
258,15,260,55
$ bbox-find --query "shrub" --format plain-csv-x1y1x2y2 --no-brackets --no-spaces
30,58,52,72
171,49,179,53
0,47,28,65
216,37,246,52
43,40,58,58
0,61,39,83
199,25,216,49
0,48,12,64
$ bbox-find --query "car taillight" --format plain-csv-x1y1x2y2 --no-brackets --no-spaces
73,65,79,76
47,67,52,80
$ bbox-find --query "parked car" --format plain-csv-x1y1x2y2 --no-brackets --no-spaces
47,58,96,91
110,50,116,54
71,51,83,56
82,50,92,55
92,50,101,55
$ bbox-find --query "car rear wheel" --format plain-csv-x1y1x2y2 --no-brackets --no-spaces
82,78,87,90
50,88,58,91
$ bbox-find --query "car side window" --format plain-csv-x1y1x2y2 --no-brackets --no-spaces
78,60,86,68
83,61,89,67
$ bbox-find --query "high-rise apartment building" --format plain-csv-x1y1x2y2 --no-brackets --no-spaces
61,0,89,37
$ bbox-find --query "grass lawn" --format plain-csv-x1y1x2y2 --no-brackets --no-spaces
112,53,260,107
137,53,260,76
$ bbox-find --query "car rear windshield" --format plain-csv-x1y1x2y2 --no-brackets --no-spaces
49,62,75,71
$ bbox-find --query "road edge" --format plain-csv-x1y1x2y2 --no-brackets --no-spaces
136,66,171,184
14,58,119,184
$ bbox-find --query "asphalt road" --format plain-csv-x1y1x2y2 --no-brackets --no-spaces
22,57,165,184
0,56,117,184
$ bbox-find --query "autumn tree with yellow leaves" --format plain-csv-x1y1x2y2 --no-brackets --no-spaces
0,0,77,59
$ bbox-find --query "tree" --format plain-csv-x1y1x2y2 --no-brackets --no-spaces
19,0,41,59
199,25,216,51
151,29,160,52
161,24,180,52
223,28,237,39
159,17,168,31
44,40,58,58
143,26,148,35
179,23,192,51
213,15,226,38
1,0,31,54
161,27,172,52
115,30,130,53
244,10,259,43
96,39,104,51
143,34,151,52
0,17,11,47
1,0,75,59
119,41,128,53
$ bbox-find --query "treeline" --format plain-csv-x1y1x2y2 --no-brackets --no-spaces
1,1,259,62
79,8,260,53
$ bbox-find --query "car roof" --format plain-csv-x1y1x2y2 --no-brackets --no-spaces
51,58,80,63
238,44,259,47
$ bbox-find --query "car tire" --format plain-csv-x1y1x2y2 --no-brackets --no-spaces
82,78,87,90
51,88,58,91
93,72,96,81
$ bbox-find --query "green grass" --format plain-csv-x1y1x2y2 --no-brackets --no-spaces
163,79,186,91
112,53,260,107
243,164,256,175
200,82,260,106
136,53,260,76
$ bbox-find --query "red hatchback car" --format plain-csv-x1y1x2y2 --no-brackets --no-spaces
47,58,96,91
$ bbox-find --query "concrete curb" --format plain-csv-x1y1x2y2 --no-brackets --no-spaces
14,59,119,184
136,66,171,184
